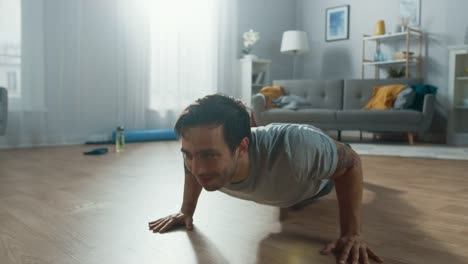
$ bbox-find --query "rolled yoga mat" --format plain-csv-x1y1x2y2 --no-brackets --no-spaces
111,129,177,143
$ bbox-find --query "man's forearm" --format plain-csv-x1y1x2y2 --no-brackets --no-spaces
333,154,363,237
180,168,203,216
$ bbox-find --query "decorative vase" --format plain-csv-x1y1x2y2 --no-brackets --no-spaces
375,20,386,35
243,54,258,60
394,24,401,33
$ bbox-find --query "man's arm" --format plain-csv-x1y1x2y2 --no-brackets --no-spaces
331,142,362,237
180,164,203,217
148,164,203,233
324,141,384,263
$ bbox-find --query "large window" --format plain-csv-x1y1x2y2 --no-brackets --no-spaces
0,0,21,98
148,0,217,112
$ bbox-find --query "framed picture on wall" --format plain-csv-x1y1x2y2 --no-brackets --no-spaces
325,5,350,42
399,0,420,26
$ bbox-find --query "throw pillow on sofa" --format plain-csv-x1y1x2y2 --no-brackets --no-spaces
409,84,438,111
272,95,313,110
259,85,284,108
393,86,416,109
363,84,406,110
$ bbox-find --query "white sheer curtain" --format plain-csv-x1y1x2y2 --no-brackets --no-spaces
148,0,238,120
0,0,47,148
0,0,23,107
0,0,43,112
0,0,238,148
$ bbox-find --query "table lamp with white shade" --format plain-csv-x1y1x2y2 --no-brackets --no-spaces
280,30,310,79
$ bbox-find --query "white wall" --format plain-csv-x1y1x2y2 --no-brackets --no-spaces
237,0,297,80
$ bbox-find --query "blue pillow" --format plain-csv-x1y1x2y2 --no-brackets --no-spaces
393,86,416,109
410,84,437,111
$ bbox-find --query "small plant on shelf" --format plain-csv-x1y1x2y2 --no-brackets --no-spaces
387,66,406,78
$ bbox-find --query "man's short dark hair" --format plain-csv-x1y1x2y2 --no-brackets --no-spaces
174,94,252,152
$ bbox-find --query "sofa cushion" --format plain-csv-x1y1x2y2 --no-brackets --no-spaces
363,84,405,110
273,79,343,110
273,95,314,110
262,109,337,124
343,79,422,110
410,84,438,111
259,85,284,108
336,109,422,124
393,86,416,109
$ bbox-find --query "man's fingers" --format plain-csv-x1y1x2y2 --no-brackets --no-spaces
351,244,359,264
152,219,170,233
320,241,336,255
366,247,383,262
367,248,384,263
148,219,160,225
159,219,175,233
148,219,164,229
330,236,381,264
148,213,193,234
153,217,173,233
360,247,370,264
338,240,353,264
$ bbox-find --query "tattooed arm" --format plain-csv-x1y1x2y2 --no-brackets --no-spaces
331,142,363,237
322,141,384,263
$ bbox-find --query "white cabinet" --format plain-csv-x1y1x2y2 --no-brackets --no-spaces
239,58,271,107
361,28,423,79
447,45,468,145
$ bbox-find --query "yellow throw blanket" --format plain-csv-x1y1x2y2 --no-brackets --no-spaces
363,84,406,110
259,85,284,108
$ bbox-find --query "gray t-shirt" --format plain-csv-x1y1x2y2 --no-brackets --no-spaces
219,123,338,208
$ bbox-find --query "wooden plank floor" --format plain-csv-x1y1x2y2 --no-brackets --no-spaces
0,142,467,264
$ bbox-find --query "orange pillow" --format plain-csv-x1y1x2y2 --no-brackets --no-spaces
259,85,284,108
363,84,406,110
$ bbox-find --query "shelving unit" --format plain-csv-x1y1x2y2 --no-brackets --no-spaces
361,27,423,79
362,58,418,66
239,58,271,107
447,45,468,145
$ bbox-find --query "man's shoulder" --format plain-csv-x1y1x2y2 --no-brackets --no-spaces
252,123,293,132
251,123,333,151
252,123,322,134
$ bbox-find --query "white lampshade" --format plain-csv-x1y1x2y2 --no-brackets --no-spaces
280,30,310,54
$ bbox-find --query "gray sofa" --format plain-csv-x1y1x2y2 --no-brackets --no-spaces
0,87,7,135
251,79,435,144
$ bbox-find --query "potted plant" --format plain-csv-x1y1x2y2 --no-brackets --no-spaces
242,29,260,59
387,66,406,78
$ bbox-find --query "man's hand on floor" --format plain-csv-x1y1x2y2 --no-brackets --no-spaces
321,235,384,264
148,212,193,233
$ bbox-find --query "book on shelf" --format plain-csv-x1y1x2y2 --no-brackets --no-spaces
254,71,264,84
251,73,258,83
